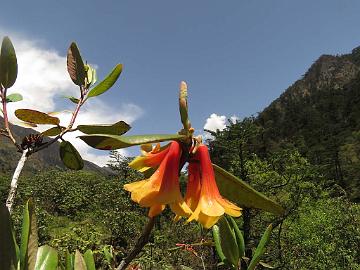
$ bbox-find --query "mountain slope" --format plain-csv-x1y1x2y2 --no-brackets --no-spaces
258,47,360,200
0,117,106,175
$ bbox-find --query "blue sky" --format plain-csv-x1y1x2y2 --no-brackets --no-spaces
1,1,360,164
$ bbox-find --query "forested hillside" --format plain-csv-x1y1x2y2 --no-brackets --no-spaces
258,47,360,200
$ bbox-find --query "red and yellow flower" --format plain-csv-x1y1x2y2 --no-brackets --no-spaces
186,144,242,228
124,141,192,218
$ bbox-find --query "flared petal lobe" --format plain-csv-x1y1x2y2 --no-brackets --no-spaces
129,143,170,172
124,141,192,217
187,145,241,228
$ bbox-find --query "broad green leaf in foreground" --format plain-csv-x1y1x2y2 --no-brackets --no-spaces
20,199,38,270
77,120,130,135
59,141,84,170
0,36,17,88
15,109,60,125
83,250,96,270
87,64,122,98
78,133,186,150
6,93,23,103
248,224,273,270
34,245,58,270
67,42,86,86
217,217,240,267
0,204,18,270
213,164,284,215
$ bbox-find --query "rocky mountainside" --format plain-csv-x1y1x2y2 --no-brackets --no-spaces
0,117,107,175
258,47,360,200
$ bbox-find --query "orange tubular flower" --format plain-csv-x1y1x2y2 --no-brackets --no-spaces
124,141,192,218
187,144,241,228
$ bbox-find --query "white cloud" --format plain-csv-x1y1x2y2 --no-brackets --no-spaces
204,113,227,132
2,33,143,166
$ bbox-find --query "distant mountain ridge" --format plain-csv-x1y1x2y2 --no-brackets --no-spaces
0,117,107,175
258,46,360,200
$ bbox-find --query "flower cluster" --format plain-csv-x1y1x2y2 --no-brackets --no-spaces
124,141,241,228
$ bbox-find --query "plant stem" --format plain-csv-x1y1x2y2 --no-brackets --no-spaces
6,148,29,213
116,217,156,270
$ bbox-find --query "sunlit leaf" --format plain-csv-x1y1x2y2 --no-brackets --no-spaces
74,250,86,270
67,42,86,86
0,37,17,88
213,164,285,215
227,216,245,258
20,199,38,270
85,64,97,87
41,126,65,137
78,133,186,150
0,204,18,270
87,64,122,98
77,121,130,136
15,109,60,125
59,141,84,170
83,250,96,270
212,225,227,263
248,224,273,270
34,245,58,270
6,93,22,103
218,217,239,267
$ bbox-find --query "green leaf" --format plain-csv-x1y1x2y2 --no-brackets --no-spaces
83,250,96,270
77,121,130,136
102,246,113,265
85,64,97,87
87,64,122,98
20,199,38,270
6,93,23,103
248,224,273,270
79,133,186,150
212,225,227,263
0,37,17,88
34,245,58,270
213,164,285,215
59,141,84,170
15,109,60,125
74,250,87,270
41,126,65,137
63,95,80,104
218,217,240,267
65,251,74,270
67,42,86,86
0,204,18,270
226,216,245,258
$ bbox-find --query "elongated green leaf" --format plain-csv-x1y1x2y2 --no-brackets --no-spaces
248,224,273,270
65,251,74,270
227,216,245,258
20,199,38,270
15,109,60,125
59,141,84,170
74,250,86,270
218,217,239,267
63,95,80,104
41,126,65,137
6,93,23,103
0,37,17,88
67,42,86,86
212,225,227,263
79,133,186,150
83,250,96,270
34,245,58,270
77,121,130,136
0,204,18,270
213,164,285,215
87,64,122,98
